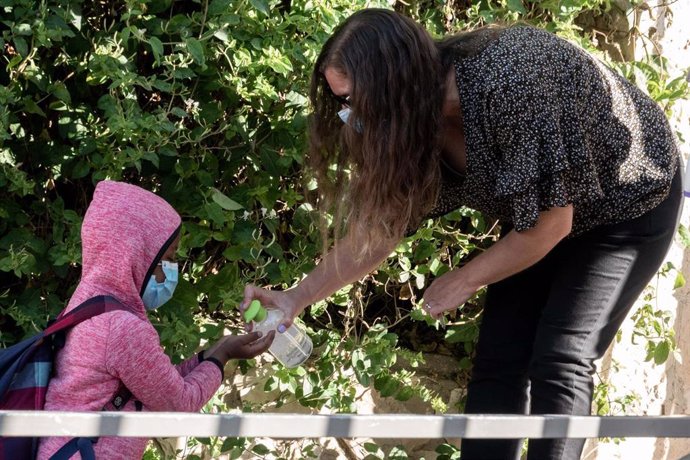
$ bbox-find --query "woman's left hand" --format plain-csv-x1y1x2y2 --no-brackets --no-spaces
422,206,574,321
422,269,477,320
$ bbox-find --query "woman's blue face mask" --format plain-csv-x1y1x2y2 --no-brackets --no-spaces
338,107,364,133
142,261,178,310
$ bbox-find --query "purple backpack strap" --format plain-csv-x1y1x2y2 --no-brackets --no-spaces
45,296,129,336
0,296,132,460
48,295,139,411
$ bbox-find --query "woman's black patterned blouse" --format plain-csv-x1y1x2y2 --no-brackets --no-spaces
427,26,679,236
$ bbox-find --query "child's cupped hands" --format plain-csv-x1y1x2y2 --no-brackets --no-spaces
207,330,275,363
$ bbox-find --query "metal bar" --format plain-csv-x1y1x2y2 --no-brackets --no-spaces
2,412,690,439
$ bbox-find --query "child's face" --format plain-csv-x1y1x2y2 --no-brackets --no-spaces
153,235,180,283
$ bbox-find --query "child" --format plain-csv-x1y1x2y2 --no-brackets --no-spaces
37,180,274,459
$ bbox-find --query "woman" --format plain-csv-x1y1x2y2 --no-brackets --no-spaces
243,9,682,460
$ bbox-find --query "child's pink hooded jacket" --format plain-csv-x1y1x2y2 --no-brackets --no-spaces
38,181,222,459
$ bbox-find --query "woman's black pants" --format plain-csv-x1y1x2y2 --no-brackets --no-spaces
461,168,683,460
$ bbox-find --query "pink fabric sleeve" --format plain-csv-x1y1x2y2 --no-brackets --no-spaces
176,353,201,377
105,315,222,412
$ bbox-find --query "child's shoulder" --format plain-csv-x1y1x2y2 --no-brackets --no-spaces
71,307,153,339
103,308,154,332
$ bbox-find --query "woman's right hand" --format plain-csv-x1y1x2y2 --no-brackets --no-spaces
239,235,396,333
240,284,304,332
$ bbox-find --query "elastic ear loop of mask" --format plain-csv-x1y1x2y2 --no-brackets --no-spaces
139,224,181,297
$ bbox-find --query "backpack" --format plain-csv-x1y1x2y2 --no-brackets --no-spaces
0,295,134,460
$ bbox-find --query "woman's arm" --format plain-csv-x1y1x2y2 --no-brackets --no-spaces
292,234,399,308
243,233,398,328
424,204,573,318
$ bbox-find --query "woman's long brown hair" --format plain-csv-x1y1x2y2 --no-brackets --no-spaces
308,9,445,257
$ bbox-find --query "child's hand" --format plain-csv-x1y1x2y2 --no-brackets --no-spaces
207,331,275,364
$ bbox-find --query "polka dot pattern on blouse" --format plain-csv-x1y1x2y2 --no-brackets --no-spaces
426,26,679,236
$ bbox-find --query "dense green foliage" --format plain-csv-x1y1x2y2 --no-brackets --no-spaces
1,0,687,458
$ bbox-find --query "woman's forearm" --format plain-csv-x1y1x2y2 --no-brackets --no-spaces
290,235,398,310
423,205,574,318
461,205,574,291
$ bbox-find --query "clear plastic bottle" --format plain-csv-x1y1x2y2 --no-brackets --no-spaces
252,309,313,368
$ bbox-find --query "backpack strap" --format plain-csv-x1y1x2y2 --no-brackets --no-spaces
1,296,132,399
45,296,130,336
46,296,136,458
50,382,139,459
48,295,137,411
49,436,97,460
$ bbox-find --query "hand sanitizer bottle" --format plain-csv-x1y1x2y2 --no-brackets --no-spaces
244,300,312,368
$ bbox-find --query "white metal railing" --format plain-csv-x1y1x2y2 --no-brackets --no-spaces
2,412,690,439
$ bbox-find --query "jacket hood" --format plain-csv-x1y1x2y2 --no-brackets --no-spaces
66,180,181,316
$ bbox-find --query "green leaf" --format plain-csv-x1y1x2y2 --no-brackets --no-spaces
269,56,293,76
52,83,71,104
395,385,414,401
22,98,45,117
209,0,232,15
674,271,686,289
249,0,269,15
388,445,409,459
72,160,90,179
363,442,381,454
374,375,399,397
436,443,460,455
148,36,164,61
158,145,177,157
213,29,229,43
444,325,478,344
251,443,271,455
429,257,441,275
211,188,243,210
142,151,159,168
15,24,33,36
68,5,83,30
185,37,206,66
13,37,28,57
171,107,187,118
152,78,172,92
654,340,670,365
506,0,527,14
220,437,245,453
204,202,226,225
0,256,13,273
678,224,690,248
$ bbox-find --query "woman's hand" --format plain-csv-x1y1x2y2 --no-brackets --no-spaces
207,330,275,364
422,206,574,320
240,284,304,332
239,235,398,332
422,269,478,320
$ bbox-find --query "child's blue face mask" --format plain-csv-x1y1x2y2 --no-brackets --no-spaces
142,261,178,310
